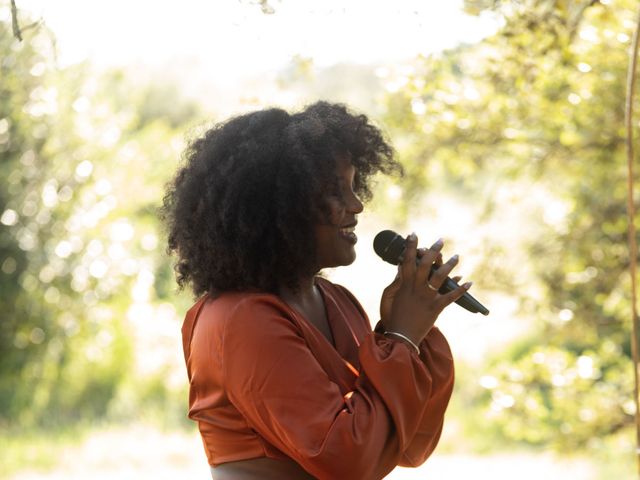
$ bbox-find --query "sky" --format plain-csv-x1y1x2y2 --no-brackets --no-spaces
15,0,498,81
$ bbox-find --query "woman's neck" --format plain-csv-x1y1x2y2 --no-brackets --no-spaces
278,276,317,304
278,275,334,346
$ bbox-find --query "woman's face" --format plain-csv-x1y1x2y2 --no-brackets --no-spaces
314,155,364,270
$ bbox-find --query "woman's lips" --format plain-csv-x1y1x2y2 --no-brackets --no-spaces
339,226,357,244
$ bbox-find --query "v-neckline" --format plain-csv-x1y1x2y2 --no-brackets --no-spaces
278,277,363,373
312,278,335,347
314,278,361,369
280,280,335,348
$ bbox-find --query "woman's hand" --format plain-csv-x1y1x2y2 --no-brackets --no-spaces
379,233,471,346
380,247,446,323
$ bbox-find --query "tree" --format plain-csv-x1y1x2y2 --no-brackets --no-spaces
0,14,200,428
383,0,637,449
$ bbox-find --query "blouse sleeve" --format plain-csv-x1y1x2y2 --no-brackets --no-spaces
398,326,455,466
221,298,454,479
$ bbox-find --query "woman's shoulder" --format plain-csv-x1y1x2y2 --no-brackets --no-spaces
314,276,349,296
315,276,370,325
315,276,363,308
184,291,301,366
201,290,292,322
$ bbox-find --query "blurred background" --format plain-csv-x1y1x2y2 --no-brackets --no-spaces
1,0,637,478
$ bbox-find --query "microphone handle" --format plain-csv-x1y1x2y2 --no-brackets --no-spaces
430,265,489,315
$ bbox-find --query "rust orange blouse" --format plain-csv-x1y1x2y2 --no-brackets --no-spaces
181,277,455,479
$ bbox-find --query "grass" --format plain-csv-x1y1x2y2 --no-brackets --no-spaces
0,423,91,477
2,399,635,480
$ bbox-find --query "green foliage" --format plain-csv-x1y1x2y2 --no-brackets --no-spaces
384,0,639,450
0,15,199,429
3,0,639,464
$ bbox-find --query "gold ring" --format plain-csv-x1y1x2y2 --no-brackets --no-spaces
427,283,439,292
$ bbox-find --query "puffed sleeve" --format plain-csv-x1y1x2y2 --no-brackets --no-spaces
222,298,454,479
399,327,455,466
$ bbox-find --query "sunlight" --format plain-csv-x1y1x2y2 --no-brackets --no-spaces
19,0,499,75
4,0,635,478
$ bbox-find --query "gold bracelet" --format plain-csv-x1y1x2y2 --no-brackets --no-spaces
383,331,420,354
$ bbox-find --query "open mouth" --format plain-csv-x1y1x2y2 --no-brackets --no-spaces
339,225,357,244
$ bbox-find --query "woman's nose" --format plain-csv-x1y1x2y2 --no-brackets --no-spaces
347,192,364,214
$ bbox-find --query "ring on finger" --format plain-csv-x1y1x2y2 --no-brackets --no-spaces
427,282,439,292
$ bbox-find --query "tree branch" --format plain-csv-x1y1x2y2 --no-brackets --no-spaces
11,0,22,41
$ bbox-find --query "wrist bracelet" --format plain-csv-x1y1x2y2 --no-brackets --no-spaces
383,331,420,354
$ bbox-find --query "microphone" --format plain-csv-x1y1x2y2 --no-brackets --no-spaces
373,230,489,316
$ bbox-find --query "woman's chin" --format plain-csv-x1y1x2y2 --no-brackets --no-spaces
337,249,357,268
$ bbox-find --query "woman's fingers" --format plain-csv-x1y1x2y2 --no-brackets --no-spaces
441,281,473,306
415,238,444,289
389,234,472,338
417,248,442,265
404,234,460,301
428,253,459,290
400,233,418,282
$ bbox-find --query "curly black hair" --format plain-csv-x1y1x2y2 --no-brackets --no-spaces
161,101,401,297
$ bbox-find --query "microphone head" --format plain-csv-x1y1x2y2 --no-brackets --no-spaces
374,229,490,315
373,230,406,265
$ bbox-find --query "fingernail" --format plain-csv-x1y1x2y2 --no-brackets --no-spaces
451,254,459,261
408,232,417,242
433,238,444,248
463,281,473,289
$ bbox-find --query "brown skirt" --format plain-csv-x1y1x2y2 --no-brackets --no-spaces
210,457,317,479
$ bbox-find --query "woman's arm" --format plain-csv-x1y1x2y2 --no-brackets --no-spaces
398,326,454,466
220,298,452,480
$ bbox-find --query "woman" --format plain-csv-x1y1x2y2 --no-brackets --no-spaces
162,102,472,479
